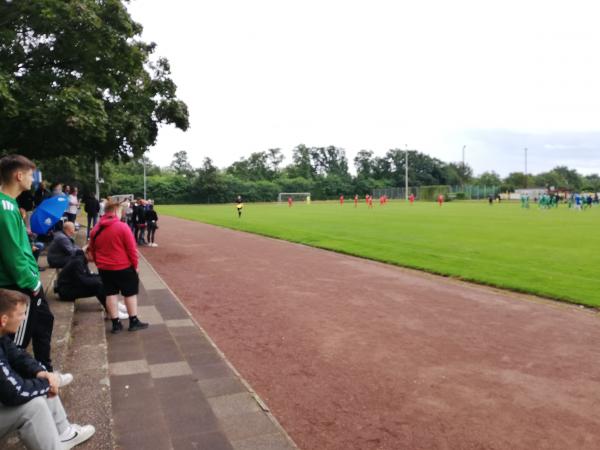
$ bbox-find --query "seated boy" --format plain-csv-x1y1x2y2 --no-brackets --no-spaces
0,288,95,449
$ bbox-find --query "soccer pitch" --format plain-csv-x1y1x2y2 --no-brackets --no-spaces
158,201,600,308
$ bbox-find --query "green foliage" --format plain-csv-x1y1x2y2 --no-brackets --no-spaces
419,185,450,201
0,0,188,160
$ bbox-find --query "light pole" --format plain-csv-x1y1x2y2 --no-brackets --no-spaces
462,145,466,168
143,158,147,200
405,144,409,201
524,147,528,188
94,157,100,199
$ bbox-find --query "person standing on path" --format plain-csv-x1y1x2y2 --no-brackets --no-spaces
0,155,55,372
88,201,149,334
84,193,100,240
145,204,159,246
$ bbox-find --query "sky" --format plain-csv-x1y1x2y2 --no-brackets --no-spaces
127,0,600,177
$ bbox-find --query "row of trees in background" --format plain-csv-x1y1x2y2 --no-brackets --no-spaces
33,146,600,204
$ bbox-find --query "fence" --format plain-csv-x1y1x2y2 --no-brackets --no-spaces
373,185,501,201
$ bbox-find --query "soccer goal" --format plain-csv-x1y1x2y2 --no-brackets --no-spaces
277,192,311,204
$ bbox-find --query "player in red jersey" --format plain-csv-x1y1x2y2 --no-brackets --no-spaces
354,194,358,207
288,196,293,207
340,194,344,206
437,194,444,206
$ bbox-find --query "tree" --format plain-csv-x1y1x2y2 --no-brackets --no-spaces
286,144,316,179
310,146,350,178
583,174,600,191
476,171,502,186
551,166,582,190
0,0,189,161
354,150,374,177
503,172,531,189
170,151,193,175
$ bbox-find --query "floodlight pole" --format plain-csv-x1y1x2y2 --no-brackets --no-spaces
94,157,100,199
462,145,466,168
405,144,409,201
143,157,147,200
524,147,528,187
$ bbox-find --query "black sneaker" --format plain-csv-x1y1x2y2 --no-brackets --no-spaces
128,321,149,332
111,321,123,334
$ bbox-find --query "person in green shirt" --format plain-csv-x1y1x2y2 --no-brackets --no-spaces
0,154,55,371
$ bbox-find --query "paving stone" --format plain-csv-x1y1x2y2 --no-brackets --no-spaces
155,300,191,320
153,375,203,398
136,305,164,324
161,398,221,437
109,359,149,376
219,412,282,442
231,433,296,450
171,431,234,450
109,373,154,401
107,341,145,363
144,339,184,364
207,392,260,419
192,362,236,381
185,349,223,368
166,318,195,328
115,422,172,450
197,377,247,398
149,361,193,379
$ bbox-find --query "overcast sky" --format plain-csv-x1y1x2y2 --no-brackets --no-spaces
127,0,600,176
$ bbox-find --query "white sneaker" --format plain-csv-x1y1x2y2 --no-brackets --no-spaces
118,310,129,320
56,372,73,388
152,243,158,247
60,424,95,449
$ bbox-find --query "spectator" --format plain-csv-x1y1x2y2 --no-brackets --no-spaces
16,188,34,229
55,248,129,320
132,199,147,245
146,204,159,247
84,193,100,240
65,187,79,223
88,201,148,334
0,154,55,371
125,201,134,233
0,288,95,449
50,183,64,198
47,222,79,269
33,181,50,207
98,198,107,217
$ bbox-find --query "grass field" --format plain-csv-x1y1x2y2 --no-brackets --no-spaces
158,201,600,308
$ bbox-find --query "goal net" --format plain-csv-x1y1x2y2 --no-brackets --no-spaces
277,192,311,203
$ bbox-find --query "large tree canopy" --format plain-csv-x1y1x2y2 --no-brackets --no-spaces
0,0,188,160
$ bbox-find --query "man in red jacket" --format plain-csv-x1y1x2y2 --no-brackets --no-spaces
88,201,148,334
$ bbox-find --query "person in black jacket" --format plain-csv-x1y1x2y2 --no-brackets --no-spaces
84,193,100,240
145,204,159,247
0,288,95,449
33,181,50,207
131,199,147,245
56,249,106,309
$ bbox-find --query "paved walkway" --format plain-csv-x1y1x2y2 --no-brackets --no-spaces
106,255,297,450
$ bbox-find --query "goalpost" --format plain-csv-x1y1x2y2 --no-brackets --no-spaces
277,192,311,204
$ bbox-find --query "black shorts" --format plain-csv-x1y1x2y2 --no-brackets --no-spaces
98,267,139,297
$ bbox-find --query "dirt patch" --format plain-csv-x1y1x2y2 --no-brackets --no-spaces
142,216,600,450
